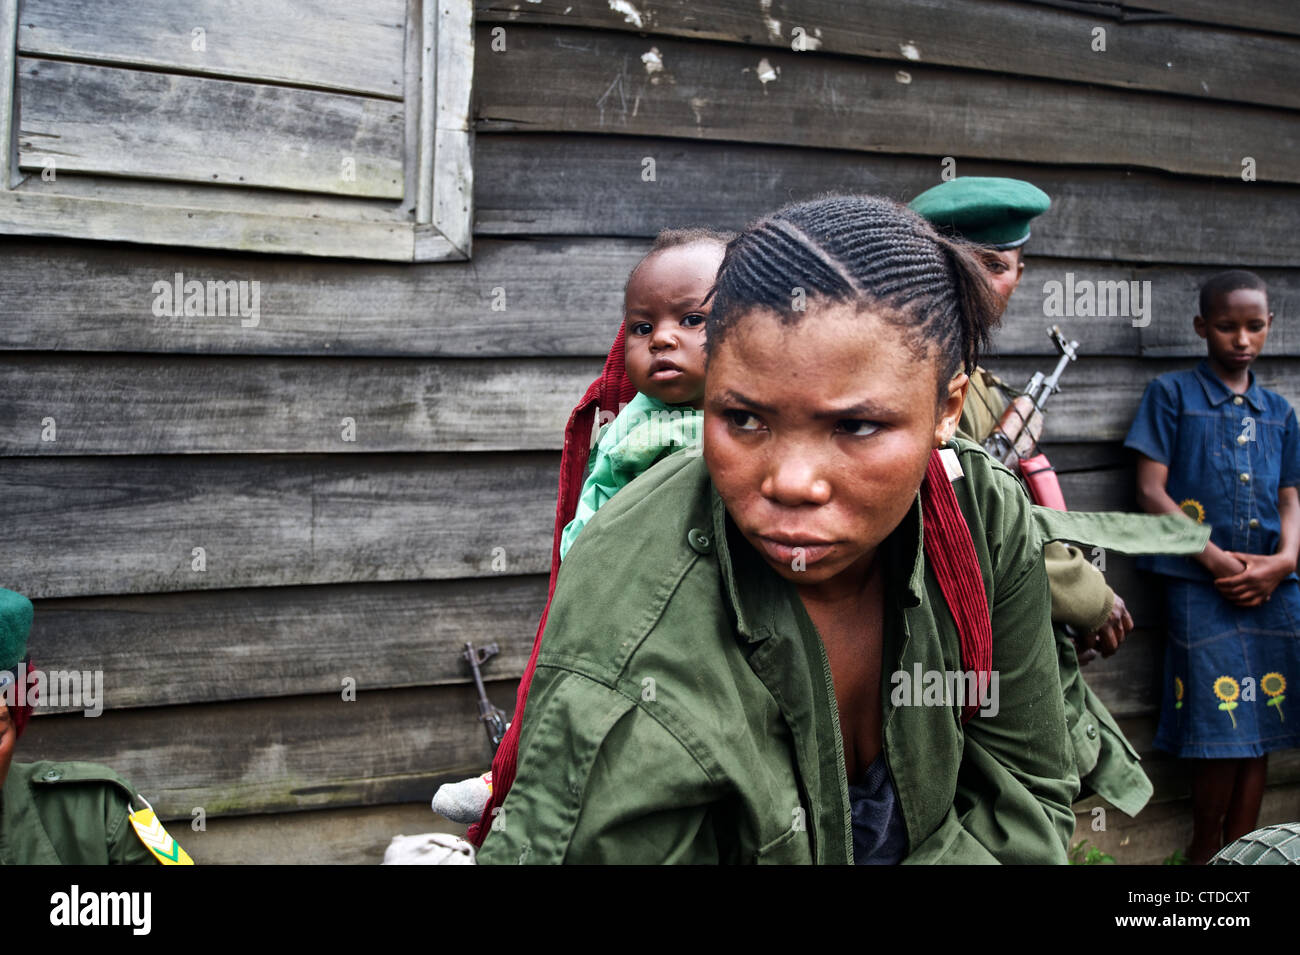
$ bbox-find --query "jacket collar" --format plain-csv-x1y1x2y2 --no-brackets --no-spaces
710,481,926,644
1194,359,1265,412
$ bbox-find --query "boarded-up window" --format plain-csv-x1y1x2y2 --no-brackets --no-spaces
0,0,472,260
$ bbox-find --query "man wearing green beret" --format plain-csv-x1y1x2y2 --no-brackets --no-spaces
911,177,1152,821
0,588,190,864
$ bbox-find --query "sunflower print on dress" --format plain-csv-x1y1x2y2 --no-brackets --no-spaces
1262,672,1287,723
1178,498,1206,523
1214,675,1240,729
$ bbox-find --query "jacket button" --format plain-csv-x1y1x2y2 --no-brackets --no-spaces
687,528,712,554
1085,724,1098,740
43,770,62,782
1237,434,1249,445
1233,396,1244,406
1240,472,1251,483
1250,518,1261,528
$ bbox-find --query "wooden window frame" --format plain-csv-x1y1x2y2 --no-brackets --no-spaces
0,0,473,262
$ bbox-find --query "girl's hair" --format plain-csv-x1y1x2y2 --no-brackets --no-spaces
624,227,736,296
704,194,1001,394
1199,269,1268,318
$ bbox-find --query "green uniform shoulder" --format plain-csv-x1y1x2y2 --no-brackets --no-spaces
549,450,713,668
2,760,157,865
22,758,139,793
537,451,757,782
946,436,1035,534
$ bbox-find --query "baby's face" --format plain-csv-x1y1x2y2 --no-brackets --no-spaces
623,242,723,409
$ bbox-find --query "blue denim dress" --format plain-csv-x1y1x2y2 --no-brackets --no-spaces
1125,362,1300,757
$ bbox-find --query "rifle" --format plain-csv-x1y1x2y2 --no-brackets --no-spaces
982,325,1079,510
463,641,509,748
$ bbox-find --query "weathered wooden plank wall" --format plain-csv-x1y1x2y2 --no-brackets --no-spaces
4,0,1298,863
19,0,409,96
18,59,406,196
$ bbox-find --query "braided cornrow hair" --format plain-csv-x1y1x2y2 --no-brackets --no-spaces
705,194,1000,397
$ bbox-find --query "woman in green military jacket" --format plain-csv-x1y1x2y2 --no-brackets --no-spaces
477,196,1204,865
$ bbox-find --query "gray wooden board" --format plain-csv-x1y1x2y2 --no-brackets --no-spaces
7,354,1298,455
1133,1,1300,39
12,173,409,223
0,355,600,454
0,235,1296,358
0,188,416,261
17,0,408,99
1057,461,1137,513
21,682,517,819
476,0,1300,111
183,801,469,865
17,58,405,198
0,0,17,188
472,26,1300,184
428,0,476,256
1039,441,1132,475
474,135,1300,267
0,236,633,356
0,452,558,599
27,577,543,712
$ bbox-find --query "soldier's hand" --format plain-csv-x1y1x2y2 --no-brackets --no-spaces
1082,594,1133,659
1070,627,1099,665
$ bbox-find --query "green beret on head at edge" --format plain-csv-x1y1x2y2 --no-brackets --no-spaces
908,176,1051,250
0,588,33,672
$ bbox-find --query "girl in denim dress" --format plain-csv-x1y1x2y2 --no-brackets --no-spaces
1126,270,1300,864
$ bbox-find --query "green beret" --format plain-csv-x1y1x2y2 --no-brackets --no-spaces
909,177,1051,250
0,588,33,672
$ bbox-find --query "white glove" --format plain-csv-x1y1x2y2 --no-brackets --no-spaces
382,832,476,865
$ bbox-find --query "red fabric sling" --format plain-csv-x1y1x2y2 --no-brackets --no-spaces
920,452,994,724
467,330,994,844
467,327,636,846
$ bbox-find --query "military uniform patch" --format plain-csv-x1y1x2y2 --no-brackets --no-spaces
128,800,195,865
